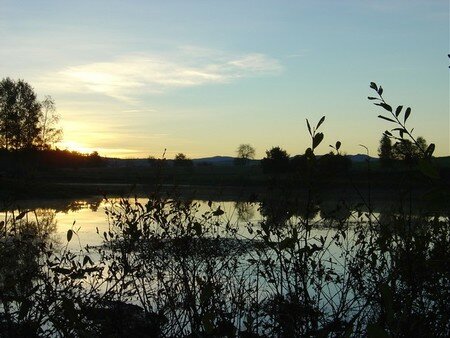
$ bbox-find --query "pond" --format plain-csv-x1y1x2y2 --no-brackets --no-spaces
0,194,448,337
1,196,378,249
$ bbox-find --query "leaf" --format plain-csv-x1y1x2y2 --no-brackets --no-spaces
383,130,392,137
313,132,324,149
279,237,295,250
15,211,28,220
368,96,378,100
305,147,314,159
316,116,325,130
335,141,341,150
404,107,411,123
52,267,72,275
425,143,435,158
377,115,396,123
375,103,392,112
378,86,383,95
395,105,403,117
306,119,312,136
391,128,407,137
67,229,73,242
83,255,93,266
370,82,378,91
212,207,224,216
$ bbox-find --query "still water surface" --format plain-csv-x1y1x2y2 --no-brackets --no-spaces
1,196,372,249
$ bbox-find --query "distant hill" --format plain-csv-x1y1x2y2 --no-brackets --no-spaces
102,155,379,168
193,156,261,166
104,156,256,167
105,154,440,168
346,154,378,162
193,156,236,166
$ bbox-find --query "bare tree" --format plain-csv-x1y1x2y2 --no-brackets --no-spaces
235,144,255,166
39,96,62,149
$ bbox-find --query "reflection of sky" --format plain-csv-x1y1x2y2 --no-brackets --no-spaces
0,197,442,250
1,1,448,158
56,206,110,249
37,199,375,248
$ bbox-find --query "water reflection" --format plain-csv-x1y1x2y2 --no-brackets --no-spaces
0,209,59,322
258,197,320,225
0,196,445,249
0,195,447,336
234,201,255,222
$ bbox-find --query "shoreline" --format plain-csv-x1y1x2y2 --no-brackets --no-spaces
1,181,448,214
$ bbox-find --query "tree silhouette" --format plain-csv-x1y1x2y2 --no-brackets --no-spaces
378,134,393,166
174,153,193,167
0,78,62,150
0,78,42,150
38,96,62,149
392,139,415,162
235,144,255,166
261,146,290,174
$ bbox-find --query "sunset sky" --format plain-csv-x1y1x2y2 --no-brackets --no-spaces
1,0,448,158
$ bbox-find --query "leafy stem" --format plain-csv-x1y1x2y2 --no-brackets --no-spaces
369,82,435,159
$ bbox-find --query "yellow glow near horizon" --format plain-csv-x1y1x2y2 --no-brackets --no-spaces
56,140,145,158
57,141,96,155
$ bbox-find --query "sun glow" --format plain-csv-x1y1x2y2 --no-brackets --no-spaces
57,141,96,155
56,140,144,158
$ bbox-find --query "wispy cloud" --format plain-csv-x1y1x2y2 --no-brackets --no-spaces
39,48,282,102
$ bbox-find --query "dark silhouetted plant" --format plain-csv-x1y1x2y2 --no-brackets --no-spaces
261,146,290,174
235,143,256,166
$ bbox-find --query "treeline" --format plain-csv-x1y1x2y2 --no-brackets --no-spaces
261,146,351,176
0,78,106,172
378,134,430,165
0,148,105,174
0,78,61,150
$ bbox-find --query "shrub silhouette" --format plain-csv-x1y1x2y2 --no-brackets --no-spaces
261,146,290,174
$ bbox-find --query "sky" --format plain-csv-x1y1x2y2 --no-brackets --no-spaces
0,0,448,158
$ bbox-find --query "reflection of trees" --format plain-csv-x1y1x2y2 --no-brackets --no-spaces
319,201,351,223
0,210,58,330
4,209,58,238
234,201,255,222
258,197,319,225
0,198,104,214
0,231,42,321
64,198,103,213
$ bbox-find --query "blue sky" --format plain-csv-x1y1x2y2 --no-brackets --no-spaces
0,0,448,158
